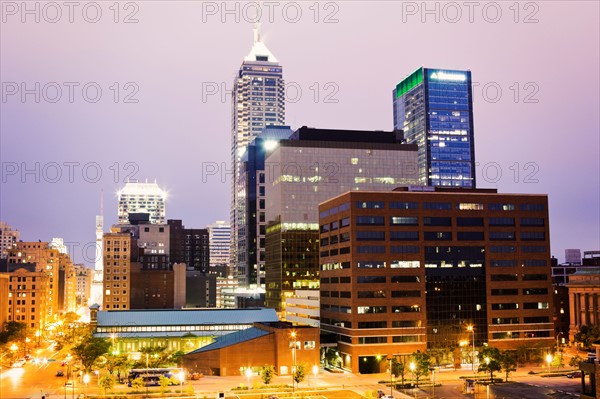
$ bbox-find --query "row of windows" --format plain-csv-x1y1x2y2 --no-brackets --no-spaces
491,316,550,324
349,216,545,227
490,274,548,281
491,302,549,310
491,331,551,339
96,324,252,333
351,245,546,255
491,288,548,295
351,201,544,211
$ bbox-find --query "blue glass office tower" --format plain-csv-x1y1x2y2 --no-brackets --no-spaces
393,68,476,187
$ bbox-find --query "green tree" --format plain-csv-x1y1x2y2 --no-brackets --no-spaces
391,359,406,386
130,377,144,390
260,365,275,385
0,321,26,344
478,347,502,383
569,355,582,368
499,350,517,381
158,375,172,394
99,375,115,397
552,353,565,369
293,363,306,385
410,351,431,387
574,325,600,350
72,336,111,372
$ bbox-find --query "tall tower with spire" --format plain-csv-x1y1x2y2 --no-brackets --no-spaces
231,24,285,285
90,190,104,307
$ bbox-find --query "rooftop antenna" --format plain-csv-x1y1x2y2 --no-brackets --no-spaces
253,21,261,43
100,189,104,216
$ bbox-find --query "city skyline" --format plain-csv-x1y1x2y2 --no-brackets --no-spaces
1,2,598,265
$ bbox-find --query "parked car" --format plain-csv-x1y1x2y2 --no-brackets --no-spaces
56,370,64,377
567,371,582,378
377,390,386,398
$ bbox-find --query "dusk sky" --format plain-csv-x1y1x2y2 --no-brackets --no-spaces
1,1,598,265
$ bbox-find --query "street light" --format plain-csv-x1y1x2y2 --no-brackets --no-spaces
290,331,297,394
244,368,252,389
546,354,553,374
83,374,90,398
467,325,475,371
35,330,41,347
409,362,417,398
312,365,318,387
25,337,31,357
178,370,185,392
556,332,564,351
387,357,394,398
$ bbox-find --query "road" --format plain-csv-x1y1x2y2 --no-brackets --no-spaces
1,354,585,399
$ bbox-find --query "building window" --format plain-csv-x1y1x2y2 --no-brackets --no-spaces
424,231,452,240
390,202,418,209
458,203,484,210
520,218,545,226
490,260,517,267
489,204,515,211
390,216,418,226
457,231,484,241
356,231,385,241
357,276,386,284
391,290,421,297
520,232,545,241
357,306,386,314
356,201,385,209
356,246,386,254
519,204,545,211
423,202,451,210
423,217,452,226
390,231,419,241
491,274,518,281
356,216,385,226
489,217,515,226
390,246,420,254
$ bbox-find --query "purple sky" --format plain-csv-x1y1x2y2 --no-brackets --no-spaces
1,1,599,265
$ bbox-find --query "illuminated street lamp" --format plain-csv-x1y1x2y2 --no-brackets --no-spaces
178,370,185,391
35,330,41,347
9,344,18,363
290,331,298,394
25,337,31,357
546,354,553,373
409,362,417,397
245,368,252,389
83,374,90,398
467,325,475,371
312,365,318,386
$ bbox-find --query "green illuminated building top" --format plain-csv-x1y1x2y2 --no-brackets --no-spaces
395,67,423,98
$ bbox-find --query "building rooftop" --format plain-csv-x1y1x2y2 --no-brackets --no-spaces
186,327,271,354
96,308,278,326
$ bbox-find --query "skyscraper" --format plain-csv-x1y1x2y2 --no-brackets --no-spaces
231,25,285,283
90,193,104,306
393,67,476,187
0,221,19,259
117,181,167,224
207,221,231,270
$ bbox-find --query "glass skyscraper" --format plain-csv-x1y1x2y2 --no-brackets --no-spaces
393,67,476,187
231,26,285,280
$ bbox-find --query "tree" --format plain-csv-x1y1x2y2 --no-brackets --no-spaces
158,375,172,394
410,351,431,387
392,359,406,386
260,365,275,385
569,355,582,368
293,363,306,385
0,321,26,344
103,353,131,382
552,353,565,369
72,336,111,372
478,347,501,383
499,350,517,381
99,375,115,397
130,377,144,390
574,325,600,350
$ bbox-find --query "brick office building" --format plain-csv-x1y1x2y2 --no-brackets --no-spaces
319,187,554,373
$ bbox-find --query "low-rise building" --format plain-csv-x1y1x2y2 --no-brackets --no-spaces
182,321,319,377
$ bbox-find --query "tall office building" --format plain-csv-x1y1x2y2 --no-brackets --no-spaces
207,221,231,270
168,220,209,272
393,67,476,187
91,193,104,306
264,127,419,311
117,181,167,224
0,221,19,259
237,126,293,287
231,25,285,284
319,188,553,373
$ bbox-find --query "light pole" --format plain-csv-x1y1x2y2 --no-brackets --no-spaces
35,330,41,348
546,354,553,374
467,325,475,372
25,337,30,357
556,332,564,351
290,331,297,395
9,343,18,363
83,374,90,398
409,362,416,398
387,357,394,398
312,365,318,387
245,368,252,389
178,370,185,392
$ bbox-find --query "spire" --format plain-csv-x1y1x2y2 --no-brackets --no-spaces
253,22,261,43
100,189,104,216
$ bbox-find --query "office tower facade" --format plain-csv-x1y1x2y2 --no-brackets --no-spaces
168,220,209,273
102,231,132,310
264,127,419,311
117,181,167,224
231,26,285,285
319,188,553,373
393,67,476,187
237,126,293,287
4,263,50,333
8,242,62,320
0,221,20,258
74,264,92,307
207,221,231,270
